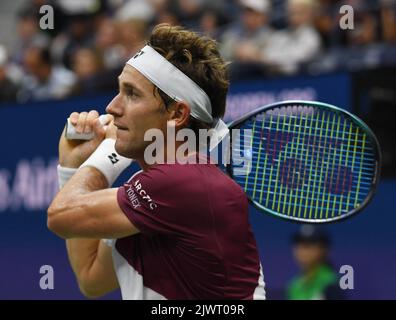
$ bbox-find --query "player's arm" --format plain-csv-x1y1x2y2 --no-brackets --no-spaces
48,165,137,297
47,111,138,298
66,238,119,298
48,167,138,298
47,166,138,239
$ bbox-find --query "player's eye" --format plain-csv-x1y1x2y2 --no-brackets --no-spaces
125,89,137,99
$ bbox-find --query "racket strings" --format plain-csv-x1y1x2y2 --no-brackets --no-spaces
232,105,376,221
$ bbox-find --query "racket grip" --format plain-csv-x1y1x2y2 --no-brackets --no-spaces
65,114,108,140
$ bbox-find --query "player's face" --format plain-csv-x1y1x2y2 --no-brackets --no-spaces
106,64,170,161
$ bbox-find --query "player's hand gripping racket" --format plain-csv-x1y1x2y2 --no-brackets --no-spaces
226,100,381,223
64,114,109,140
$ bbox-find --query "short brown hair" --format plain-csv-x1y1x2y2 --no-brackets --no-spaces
148,24,229,126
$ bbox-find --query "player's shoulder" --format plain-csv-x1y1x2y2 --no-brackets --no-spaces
134,161,213,185
135,154,220,181
128,159,233,196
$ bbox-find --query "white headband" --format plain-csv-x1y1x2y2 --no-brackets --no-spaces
126,45,229,150
127,45,214,123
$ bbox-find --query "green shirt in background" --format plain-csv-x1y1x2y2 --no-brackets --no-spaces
287,264,340,300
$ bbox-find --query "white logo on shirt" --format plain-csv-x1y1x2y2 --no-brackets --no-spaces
134,179,158,210
126,185,141,209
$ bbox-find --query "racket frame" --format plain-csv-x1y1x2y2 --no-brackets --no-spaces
226,100,382,223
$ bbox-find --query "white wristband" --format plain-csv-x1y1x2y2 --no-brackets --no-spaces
80,139,133,187
57,165,78,189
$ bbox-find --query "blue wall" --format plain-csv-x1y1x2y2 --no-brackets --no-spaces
0,72,394,299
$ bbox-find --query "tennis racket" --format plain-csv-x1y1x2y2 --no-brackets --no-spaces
225,100,381,223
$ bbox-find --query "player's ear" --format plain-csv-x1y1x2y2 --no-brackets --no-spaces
167,102,191,128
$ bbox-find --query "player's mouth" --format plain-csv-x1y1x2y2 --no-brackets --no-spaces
114,122,128,131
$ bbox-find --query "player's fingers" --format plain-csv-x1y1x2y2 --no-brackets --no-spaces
92,116,106,140
102,114,114,125
76,112,88,133
85,110,100,133
69,112,80,126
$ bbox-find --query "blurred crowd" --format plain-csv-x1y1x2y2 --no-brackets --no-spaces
0,0,396,104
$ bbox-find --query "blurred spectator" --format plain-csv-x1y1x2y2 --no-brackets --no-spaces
155,8,182,26
263,0,322,75
0,46,18,104
381,0,396,42
94,18,124,69
49,0,108,70
286,225,345,300
18,0,66,38
199,9,230,40
344,0,379,46
220,0,273,79
115,19,148,61
313,0,343,48
51,14,95,69
221,0,272,61
71,47,118,95
72,47,103,83
114,0,155,21
171,0,206,30
12,6,50,66
19,47,76,102
56,0,105,15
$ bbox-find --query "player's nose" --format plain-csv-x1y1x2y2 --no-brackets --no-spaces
106,93,123,117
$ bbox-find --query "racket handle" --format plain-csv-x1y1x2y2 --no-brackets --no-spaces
65,114,109,140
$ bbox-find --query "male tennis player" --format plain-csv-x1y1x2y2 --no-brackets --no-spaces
48,24,265,299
